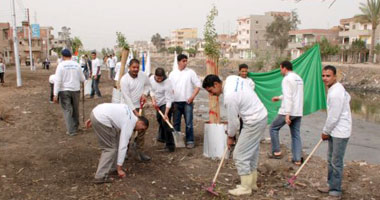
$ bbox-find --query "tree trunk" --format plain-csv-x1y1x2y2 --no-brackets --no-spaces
370,24,376,63
116,49,129,89
206,56,220,123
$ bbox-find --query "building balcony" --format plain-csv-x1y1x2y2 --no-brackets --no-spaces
339,29,371,37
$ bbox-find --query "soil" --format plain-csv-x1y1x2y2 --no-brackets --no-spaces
1,64,380,200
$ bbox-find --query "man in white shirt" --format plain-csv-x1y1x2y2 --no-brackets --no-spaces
318,65,352,198
0,57,5,86
120,58,151,161
53,49,85,136
107,54,116,80
238,64,255,90
203,74,267,196
49,74,55,103
86,103,149,184
169,54,201,149
89,51,102,98
150,67,175,152
269,61,304,165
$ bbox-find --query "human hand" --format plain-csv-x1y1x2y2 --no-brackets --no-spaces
187,96,195,104
321,133,330,141
227,136,235,150
53,96,59,104
285,115,291,125
85,119,92,129
272,96,280,102
117,166,126,178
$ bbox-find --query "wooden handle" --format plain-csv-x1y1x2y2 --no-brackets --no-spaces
212,147,229,183
294,139,323,176
156,108,174,129
116,49,129,89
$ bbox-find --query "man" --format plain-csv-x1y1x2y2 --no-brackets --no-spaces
53,49,85,136
86,103,149,184
49,74,55,103
120,58,151,161
0,57,5,86
203,74,267,196
238,64,255,90
150,67,175,152
107,55,116,80
89,51,102,98
269,61,304,165
169,54,201,149
318,65,352,198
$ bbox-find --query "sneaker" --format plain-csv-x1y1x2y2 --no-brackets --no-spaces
137,151,151,161
93,176,113,184
186,143,195,149
328,191,342,199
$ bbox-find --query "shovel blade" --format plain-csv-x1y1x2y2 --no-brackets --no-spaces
172,131,186,148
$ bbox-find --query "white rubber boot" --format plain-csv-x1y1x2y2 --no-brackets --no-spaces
251,170,258,191
228,174,253,196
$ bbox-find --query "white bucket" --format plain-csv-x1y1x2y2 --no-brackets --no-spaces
84,79,92,96
112,88,122,103
203,123,227,159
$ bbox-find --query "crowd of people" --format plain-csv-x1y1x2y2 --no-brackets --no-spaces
50,48,351,199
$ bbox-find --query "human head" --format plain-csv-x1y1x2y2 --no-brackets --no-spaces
322,65,337,88
280,60,292,76
135,116,149,133
61,49,72,59
177,54,188,70
128,58,140,77
154,67,167,83
91,51,97,59
202,74,223,96
238,64,249,78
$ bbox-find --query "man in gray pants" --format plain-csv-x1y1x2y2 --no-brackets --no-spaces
86,103,149,184
202,74,268,196
53,49,85,136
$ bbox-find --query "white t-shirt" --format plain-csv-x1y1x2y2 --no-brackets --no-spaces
92,103,137,166
169,68,201,102
0,63,5,73
224,75,268,137
323,82,352,138
49,74,56,84
54,60,85,95
91,58,101,76
107,57,115,68
120,71,151,109
278,71,304,116
149,76,174,108
243,77,255,90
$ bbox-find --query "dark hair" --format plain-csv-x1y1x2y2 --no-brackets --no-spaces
177,54,188,62
129,58,140,67
280,61,293,71
323,65,337,75
239,64,248,71
91,51,96,55
202,74,222,89
138,116,149,127
155,67,167,80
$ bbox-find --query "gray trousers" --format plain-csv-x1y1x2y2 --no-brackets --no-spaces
91,112,119,179
58,90,80,134
233,117,267,176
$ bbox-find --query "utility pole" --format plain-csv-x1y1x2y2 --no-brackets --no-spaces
12,0,22,87
27,8,34,71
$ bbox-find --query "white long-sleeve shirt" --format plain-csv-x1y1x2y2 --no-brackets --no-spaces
54,60,85,95
243,77,255,90
120,71,151,109
278,71,304,116
91,58,101,76
0,63,5,73
49,74,56,84
107,57,115,68
92,103,137,166
323,82,352,138
149,76,174,108
224,75,268,137
169,68,201,102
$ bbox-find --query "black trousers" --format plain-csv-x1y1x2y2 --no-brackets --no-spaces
156,105,175,149
0,73,4,83
50,83,54,101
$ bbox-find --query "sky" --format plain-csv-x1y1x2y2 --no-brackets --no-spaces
0,0,366,50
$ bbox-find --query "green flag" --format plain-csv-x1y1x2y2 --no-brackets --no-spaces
248,44,327,124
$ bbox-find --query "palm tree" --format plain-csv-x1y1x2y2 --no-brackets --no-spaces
355,0,380,63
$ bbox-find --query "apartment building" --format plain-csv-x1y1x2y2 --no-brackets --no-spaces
170,28,198,48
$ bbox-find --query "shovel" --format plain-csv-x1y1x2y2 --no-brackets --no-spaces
286,139,323,187
205,147,229,196
130,102,144,152
154,106,185,148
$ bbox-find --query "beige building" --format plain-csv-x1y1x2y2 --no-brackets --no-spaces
339,17,380,48
170,28,198,48
237,11,290,59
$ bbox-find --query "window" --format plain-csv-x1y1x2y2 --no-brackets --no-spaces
239,22,241,25
239,40,241,44
256,21,259,24
364,24,367,30
256,31,258,34
247,20,250,24
352,24,356,30
247,30,249,34
246,40,249,44
239,31,241,35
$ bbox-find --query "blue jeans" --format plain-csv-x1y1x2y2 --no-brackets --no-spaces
172,102,194,144
270,115,302,162
327,136,349,195
90,75,102,97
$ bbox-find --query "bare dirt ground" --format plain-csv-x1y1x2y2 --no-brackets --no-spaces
1,65,380,200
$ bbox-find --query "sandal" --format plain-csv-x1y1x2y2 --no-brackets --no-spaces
267,152,283,159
